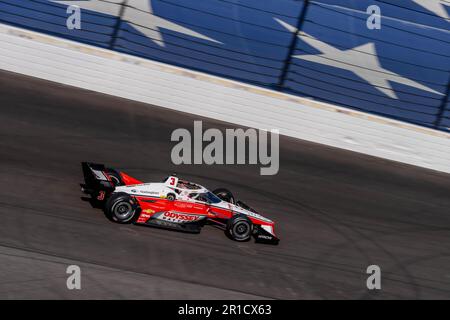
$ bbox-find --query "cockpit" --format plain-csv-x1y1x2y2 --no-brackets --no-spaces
177,180,202,190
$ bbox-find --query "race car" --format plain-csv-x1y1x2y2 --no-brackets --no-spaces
80,162,279,244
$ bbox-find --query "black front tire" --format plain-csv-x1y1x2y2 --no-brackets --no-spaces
226,214,253,242
213,188,235,204
105,192,138,224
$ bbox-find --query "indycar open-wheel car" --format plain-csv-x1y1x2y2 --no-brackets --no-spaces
80,162,279,244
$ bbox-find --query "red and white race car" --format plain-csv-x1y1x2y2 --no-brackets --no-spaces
80,163,279,244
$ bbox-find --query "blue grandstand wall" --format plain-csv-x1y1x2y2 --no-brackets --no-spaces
0,0,449,130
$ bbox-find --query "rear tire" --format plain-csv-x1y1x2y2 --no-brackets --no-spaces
105,192,138,224
105,168,123,186
213,188,235,204
226,214,253,242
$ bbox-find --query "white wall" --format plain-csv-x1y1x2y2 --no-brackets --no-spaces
1,24,449,174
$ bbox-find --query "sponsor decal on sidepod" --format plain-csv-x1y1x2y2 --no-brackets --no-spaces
161,212,202,222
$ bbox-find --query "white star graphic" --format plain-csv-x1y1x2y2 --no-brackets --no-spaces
275,18,442,99
412,0,449,19
51,0,221,47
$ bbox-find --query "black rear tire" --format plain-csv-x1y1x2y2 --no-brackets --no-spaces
105,168,123,186
213,188,235,204
105,192,138,224
226,214,253,242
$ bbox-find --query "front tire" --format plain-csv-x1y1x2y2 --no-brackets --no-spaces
213,188,235,204
226,214,253,242
105,192,138,224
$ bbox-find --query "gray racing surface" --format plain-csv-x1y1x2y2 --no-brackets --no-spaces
0,70,449,299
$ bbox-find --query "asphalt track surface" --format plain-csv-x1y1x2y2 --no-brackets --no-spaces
0,70,450,299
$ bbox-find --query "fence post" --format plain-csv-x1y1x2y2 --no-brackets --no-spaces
276,0,310,90
434,74,450,129
109,0,128,49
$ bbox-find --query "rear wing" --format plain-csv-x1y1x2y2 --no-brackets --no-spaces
81,162,115,196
